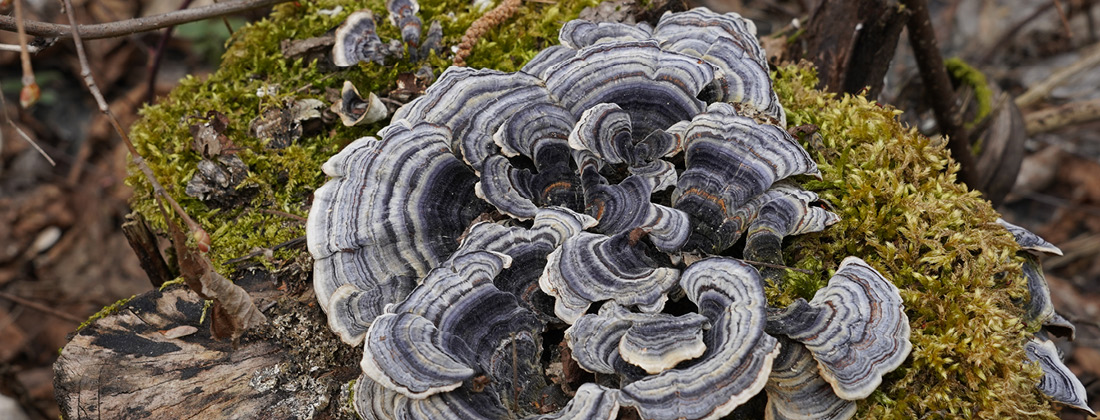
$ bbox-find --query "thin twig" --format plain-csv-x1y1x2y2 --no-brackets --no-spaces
0,291,86,323
1051,0,1073,41
1025,97,1100,134
13,0,36,94
258,208,307,223
0,42,43,52
901,0,977,187
0,0,288,40
978,2,1055,64
146,0,195,104
0,80,55,166
1015,42,1100,108
737,259,814,274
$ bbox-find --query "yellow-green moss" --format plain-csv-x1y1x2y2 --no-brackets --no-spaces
76,295,136,332
773,64,1053,419
126,1,1056,418
127,0,598,269
945,57,993,130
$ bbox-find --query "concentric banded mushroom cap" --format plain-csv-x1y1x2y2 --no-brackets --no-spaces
764,336,856,420
998,218,1063,256
333,9,385,66
1025,337,1095,415
671,103,820,253
309,7,904,420
539,230,679,324
618,257,779,420
565,302,709,376
766,257,911,400
307,121,488,344
332,80,388,127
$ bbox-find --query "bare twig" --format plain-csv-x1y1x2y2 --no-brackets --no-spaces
978,2,1055,64
1025,98,1100,134
1015,42,1100,108
738,259,814,274
0,0,288,41
1051,0,1073,40
0,42,44,53
13,0,38,110
146,0,196,104
0,79,55,167
901,0,977,187
0,291,86,323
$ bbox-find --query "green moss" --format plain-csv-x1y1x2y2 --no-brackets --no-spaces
773,64,1053,419
127,0,597,270
945,57,993,131
76,295,136,332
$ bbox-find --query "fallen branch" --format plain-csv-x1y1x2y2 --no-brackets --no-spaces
1025,98,1100,135
1015,42,1100,108
901,0,977,186
0,0,288,41
0,291,85,323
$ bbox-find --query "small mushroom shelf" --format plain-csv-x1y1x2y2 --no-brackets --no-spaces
308,7,915,420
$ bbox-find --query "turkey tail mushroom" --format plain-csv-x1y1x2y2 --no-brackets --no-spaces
765,257,911,400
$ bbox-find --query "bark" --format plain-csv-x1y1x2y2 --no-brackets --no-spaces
53,269,360,419
785,0,909,98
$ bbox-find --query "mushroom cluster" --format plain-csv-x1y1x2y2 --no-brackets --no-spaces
308,8,912,419
999,219,1094,415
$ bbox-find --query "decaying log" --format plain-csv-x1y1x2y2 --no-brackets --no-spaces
53,266,361,420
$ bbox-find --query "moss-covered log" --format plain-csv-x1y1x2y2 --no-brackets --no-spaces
55,0,1076,418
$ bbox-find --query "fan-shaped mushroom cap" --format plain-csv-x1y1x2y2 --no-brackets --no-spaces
764,336,856,420
617,310,709,374
307,122,488,344
538,40,714,137
652,8,784,124
618,257,779,420
744,183,839,280
361,312,475,398
354,377,509,420
558,20,654,49
565,303,709,375
672,103,819,253
364,252,547,404
1021,256,1076,339
540,230,679,324
332,80,388,126
533,383,621,420
333,9,385,66
1026,337,1095,415
576,154,690,251
998,218,1063,256
453,207,595,318
766,257,911,400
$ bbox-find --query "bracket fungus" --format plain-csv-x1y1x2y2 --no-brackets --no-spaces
308,7,912,420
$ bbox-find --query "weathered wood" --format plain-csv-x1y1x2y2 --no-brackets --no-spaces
784,0,908,98
121,212,173,288
53,268,360,419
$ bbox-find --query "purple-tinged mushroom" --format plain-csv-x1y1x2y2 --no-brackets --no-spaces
540,230,679,324
617,257,778,420
764,336,856,420
331,80,388,127
766,257,910,400
1025,336,1095,416
333,9,385,66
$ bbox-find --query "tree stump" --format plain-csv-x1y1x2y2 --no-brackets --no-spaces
53,267,361,419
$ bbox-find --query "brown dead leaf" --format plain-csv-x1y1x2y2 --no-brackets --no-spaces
189,111,235,158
